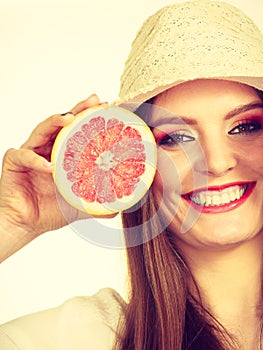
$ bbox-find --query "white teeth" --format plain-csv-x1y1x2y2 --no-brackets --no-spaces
221,193,229,204
206,196,212,205
199,192,206,205
212,195,220,206
189,185,247,207
230,191,236,201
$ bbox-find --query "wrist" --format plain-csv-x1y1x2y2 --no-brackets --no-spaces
0,212,37,263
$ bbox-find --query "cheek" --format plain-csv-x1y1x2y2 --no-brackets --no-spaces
152,148,205,234
152,148,192,196
234,139,263,175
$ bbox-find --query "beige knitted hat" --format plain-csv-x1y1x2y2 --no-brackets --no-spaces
118,0,263,104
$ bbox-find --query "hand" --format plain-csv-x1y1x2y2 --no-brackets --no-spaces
0,94,101,239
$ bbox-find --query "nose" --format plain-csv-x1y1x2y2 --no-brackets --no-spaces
194,138,238,177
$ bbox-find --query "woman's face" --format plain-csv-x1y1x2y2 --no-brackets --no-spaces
151,79,263,250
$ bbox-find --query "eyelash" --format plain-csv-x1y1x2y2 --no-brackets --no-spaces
228,119,263,135
156,118,263,147
157,132,195,146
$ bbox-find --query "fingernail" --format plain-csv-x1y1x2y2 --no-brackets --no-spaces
44,161,53,167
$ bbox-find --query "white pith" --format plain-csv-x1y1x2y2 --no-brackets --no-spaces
189,185,247,207
96,150,118,171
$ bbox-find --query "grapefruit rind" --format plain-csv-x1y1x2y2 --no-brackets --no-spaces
51,105,157,215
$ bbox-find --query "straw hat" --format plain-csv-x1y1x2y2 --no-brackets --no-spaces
118,0,263,104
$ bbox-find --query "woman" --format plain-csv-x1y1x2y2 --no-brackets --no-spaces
1,1,263,349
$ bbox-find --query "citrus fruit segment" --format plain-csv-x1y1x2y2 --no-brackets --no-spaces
51,105,157,215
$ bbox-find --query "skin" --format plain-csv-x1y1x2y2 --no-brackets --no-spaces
151,79,263,248
0,94,104,262
151,79,263,348
1,80,262,347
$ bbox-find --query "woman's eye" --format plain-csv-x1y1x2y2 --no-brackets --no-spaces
157,132,195,146
229,120,263,135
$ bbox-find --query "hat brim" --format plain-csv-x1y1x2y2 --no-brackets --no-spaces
116,76,263,109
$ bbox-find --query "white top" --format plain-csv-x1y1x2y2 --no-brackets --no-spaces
0,288,124,350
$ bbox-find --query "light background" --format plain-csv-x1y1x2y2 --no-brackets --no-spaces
0,0,262,323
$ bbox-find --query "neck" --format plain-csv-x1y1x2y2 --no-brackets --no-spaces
180,233,263,348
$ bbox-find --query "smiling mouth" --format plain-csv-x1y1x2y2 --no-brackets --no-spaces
183,182,256,213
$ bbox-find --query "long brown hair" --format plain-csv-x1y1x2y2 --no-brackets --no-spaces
114,88,263,350
115,189,236,349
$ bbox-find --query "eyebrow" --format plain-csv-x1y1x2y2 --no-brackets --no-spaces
151,102,263,128
224,102,263,120
151,115,196,127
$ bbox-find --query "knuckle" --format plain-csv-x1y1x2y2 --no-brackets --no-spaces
2,148,42,171
28,153,39,168
49,113,61,122
36,114,60,129
20,149,39,169
2,148,19,170
47,113,67,128
3,148,17,161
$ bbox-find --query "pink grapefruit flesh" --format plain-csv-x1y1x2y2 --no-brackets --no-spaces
51,105,157,215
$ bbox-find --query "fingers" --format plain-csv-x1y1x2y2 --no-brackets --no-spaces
2,148,54,173
2,94,105,177
22,94,105,150
69,94,101,115
21,113,75,150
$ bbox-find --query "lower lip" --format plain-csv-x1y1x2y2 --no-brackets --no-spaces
182,182,256,214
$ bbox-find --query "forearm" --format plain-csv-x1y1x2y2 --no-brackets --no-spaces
0,215,36,263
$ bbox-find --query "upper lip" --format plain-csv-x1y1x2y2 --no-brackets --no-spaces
183,181,256,197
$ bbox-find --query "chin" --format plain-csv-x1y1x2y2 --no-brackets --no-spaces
180,220,263,250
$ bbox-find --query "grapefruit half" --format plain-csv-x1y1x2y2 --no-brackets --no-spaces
51,105,157,215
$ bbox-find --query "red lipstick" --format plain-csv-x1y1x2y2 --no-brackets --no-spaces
182,181,256,214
